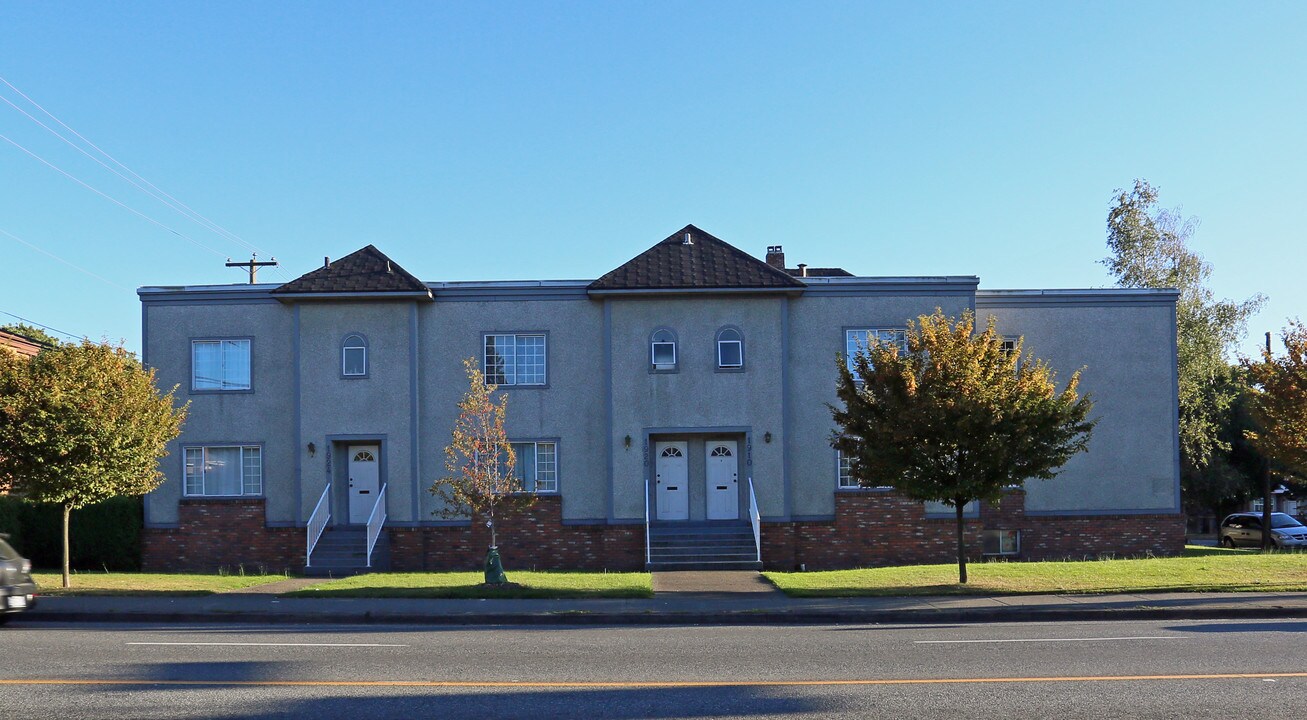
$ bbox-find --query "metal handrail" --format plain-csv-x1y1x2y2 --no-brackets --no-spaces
306,483,331,567
644,474,651,566
747,477,761,564
365,483,387,568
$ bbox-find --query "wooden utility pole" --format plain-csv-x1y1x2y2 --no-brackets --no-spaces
225,254,278,284
1262,330,1274,550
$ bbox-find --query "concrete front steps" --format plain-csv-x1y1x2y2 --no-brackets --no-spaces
646,520,762,571
304,525,390,577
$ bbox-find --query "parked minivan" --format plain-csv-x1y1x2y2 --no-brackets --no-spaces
1219,513,1307,550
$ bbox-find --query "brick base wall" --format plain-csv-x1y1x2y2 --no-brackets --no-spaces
142,499,302,573
762,490,1186,571
390,496,644,572
144,492,1184,573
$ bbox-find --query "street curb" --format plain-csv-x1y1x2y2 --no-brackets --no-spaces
17,605,1307,627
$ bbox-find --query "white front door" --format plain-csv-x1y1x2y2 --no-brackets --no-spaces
705,440,739,520
348,445,380,524
655,441,689,521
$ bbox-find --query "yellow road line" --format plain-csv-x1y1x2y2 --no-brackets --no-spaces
1,673,1306,689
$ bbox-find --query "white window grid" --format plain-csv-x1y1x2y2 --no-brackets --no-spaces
509,441,558,493
485,334,546,386
183,445,263,497
836,449,893,490
845,329,907,372
342,336,367,376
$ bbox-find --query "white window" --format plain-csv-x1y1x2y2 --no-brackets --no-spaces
650,329,677,370
184,445,262,496
192,339,251,391
983,529,1020,556
1000,338,1017,356
716,327,743,369
845,329,907,372
837,449,893,489
510,441,557,493
484,333,546,386
342,334,367,377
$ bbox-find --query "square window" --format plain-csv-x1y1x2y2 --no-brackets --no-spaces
510,441,557,493
718,340,743,368
845,329,906,372
484,333,546,386
652,341,676,368
192,339,251,391
343,346,367,376
983,529,1020,556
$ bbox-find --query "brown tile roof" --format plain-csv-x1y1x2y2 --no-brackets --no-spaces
0,329,48,358
786,266,853,277
589,225,806,293
272,245,431,297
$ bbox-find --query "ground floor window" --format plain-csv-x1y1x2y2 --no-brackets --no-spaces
511,441,557,493
184,445,262,496
983,529,1020,556
836,450,892,489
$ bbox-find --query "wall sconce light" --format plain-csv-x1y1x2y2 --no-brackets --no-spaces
307,442,316,457
763,432,772,444
624,435,632,449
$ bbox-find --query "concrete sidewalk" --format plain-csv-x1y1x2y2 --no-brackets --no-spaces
18,589,1307,627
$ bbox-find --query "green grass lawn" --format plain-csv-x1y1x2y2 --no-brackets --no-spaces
31,571,290,596
764,546,1307,597
287,571,653,599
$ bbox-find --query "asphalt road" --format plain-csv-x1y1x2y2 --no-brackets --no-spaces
1,618,1304,718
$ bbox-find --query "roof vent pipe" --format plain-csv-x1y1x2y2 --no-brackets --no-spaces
798,263,808,277
683,232,693,245
323,256,330,268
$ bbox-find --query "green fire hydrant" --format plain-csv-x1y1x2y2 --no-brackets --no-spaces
484,546,508,585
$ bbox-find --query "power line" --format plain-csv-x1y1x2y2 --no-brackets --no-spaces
0,131,227,258
0,227,131,291
0,310,86,343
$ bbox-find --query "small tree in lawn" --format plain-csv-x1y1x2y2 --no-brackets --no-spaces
0,341,186,588
1243,320,1307,479
831,310,1095,583
430,357,534,584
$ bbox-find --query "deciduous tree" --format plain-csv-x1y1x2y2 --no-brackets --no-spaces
832,310,1095,583
429,358,534,582
1243,320,1307,478
0,342,186,587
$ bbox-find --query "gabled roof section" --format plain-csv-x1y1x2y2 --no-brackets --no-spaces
271,245,432,300
588,225,806,295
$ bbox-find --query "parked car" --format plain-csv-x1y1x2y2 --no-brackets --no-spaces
1219,512,1307,550
0,534,37,624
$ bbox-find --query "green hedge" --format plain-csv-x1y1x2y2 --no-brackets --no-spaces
0,495,142,570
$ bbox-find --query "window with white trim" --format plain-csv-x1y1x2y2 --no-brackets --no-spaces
845,329,907,372
192,339,251,391
836,449,893,489
484,333,546,386
716,327,743,369
184,445,262,496
342,334,367,377
650,329,677,370
510,441,557,493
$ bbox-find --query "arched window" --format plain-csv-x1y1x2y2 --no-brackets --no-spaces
716,327,744,370
650,328,677,371
342,334,368,377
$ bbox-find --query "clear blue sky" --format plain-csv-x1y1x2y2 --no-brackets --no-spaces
2,2,1302,356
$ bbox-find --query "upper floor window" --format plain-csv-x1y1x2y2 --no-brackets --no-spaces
484,333,547,386
342,334,368,377
192,339,251,391
716,327,744,370
184,445,262,496
510,441,558,493
650,328,677,371
845,329,907,372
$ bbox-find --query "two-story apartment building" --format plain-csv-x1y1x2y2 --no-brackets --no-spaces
138,225,1184,573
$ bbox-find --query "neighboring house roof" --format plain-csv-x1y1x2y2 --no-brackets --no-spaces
588,225,806,294
0,329,51,358
272,245,432,300
786,266,853,278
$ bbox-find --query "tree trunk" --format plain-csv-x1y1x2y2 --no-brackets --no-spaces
955,501,968,584
62,504,72,589
489,502,497,549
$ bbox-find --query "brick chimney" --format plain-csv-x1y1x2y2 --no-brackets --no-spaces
765,245,785,270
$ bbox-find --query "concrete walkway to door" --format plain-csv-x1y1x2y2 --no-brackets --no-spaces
651,570,783,597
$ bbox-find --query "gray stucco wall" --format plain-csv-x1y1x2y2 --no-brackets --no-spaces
977,297,1180,513
418,299,607,524
609,296,784,522
143,301,295,526
786,292,975,519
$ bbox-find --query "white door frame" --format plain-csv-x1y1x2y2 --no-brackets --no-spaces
655,441,689,521
705,440,739,520
347,444,380,525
